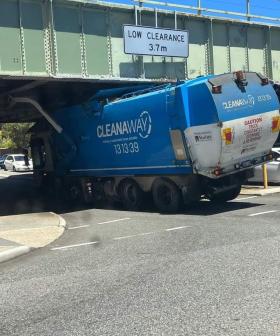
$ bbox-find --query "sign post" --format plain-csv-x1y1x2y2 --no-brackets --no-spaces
262,164,268,189
123,25,189,58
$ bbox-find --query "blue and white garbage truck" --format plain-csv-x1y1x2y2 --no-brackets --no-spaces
28,71,280,212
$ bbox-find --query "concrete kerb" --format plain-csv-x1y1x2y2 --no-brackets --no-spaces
241,185,280,196
0,246,32,264
0,212,66,264
50,212,67,229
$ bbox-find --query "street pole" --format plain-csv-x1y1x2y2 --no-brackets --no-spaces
197,0,201,15
262,164,268,189
246,0,250,21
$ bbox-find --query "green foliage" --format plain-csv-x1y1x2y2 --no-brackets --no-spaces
0,123,33,149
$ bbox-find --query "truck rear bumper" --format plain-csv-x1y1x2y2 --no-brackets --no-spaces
197,151,276,179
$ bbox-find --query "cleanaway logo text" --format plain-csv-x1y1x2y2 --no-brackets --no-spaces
223,94,255,110
97,111,152,139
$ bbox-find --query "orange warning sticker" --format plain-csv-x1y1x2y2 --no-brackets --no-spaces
222,128,233,145
272,116,280,133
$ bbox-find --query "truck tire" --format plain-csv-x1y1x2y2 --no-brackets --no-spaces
209,184,241,202
119,179,144,211
33,172,46,190
64,181,83,205
69,184,81,202
152,178,182,213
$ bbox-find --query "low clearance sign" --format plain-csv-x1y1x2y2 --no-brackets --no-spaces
123,25,189,57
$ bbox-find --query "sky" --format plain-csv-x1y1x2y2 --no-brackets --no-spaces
106,0,280,24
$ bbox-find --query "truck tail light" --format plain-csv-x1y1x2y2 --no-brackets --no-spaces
222,128,233,145
272,116,280,133
213,168,222,176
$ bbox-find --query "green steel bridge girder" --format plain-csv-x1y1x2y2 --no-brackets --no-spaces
0,0,279,82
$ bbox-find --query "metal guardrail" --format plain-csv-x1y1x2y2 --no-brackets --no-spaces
134,0,280,25
1,0,280,86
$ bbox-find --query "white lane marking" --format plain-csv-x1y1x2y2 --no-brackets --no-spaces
53,225,191,250
97,218,131,225
51,241,99,251
68,218,131,229
113,232,154,240
235,196,258,201
68,225,90,230
248,210,278,217
165,226,190,231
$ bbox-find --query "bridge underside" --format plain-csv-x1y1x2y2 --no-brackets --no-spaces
0,78,154,122
0,0,279,122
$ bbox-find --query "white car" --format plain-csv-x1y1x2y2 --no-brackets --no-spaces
249,148,280,184
4,154,33,172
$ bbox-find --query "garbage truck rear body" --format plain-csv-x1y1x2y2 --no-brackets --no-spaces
30,71,280,211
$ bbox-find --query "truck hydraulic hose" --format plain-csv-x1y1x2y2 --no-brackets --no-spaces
9,97,63,133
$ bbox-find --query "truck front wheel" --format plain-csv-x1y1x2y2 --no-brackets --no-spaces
152,178,182,213
119,179,144,211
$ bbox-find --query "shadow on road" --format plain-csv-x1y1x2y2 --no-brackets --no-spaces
179,200,263,216
0,173,84,217
0,172,264,217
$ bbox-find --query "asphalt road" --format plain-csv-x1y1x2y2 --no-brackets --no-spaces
1,172,280,335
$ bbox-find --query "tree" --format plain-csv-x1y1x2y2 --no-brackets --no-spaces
0,123,33,149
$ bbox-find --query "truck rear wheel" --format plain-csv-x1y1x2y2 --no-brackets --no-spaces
208,184,241,202
64,180,83,205
152,178,182,213
119,179,144,211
